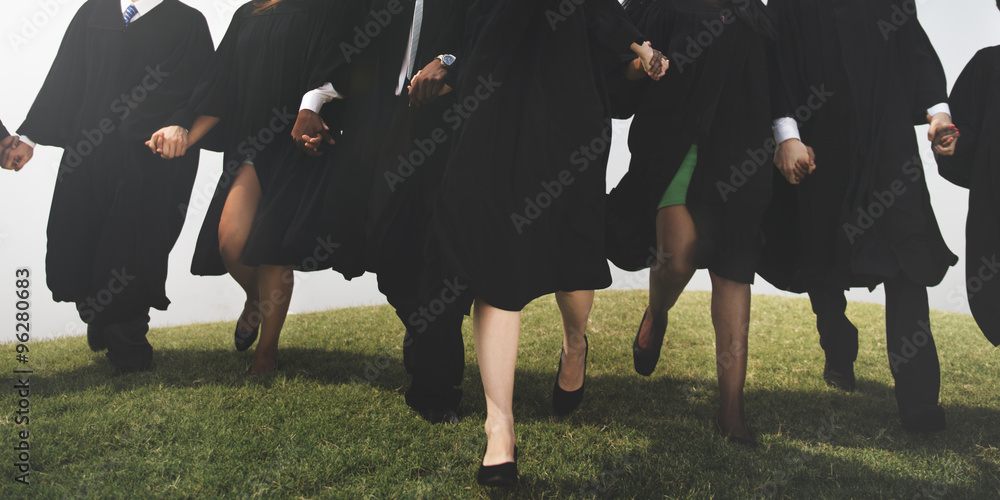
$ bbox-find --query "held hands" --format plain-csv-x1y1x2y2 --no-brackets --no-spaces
292,109,335,157
633,41,669,81
146,126,190,159
774,138,816,185
0,136,34,172
408,59,454,107
927,113,959,156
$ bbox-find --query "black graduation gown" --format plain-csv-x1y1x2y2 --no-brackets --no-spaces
427,0,643,312
758,0,957,293
606,0,774,284
311,0,470,281
934,46,1000,347
17,0,213,311
188,0,357,276
0,120,9,140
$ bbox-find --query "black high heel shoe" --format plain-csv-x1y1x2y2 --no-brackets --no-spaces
632,308,667,376
553,336,588,416
234,323,259,352
477,446,518,487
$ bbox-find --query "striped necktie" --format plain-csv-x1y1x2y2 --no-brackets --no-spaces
124,4,138,28
406,0,424,80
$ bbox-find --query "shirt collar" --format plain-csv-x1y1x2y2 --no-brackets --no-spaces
121,0,165,17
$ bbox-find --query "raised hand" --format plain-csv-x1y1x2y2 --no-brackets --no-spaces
927,113,959,156
146,126,190,159
292,109,335,157
774,139,816,185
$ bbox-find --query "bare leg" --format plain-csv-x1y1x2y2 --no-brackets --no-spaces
218,164,263,333
474,298,520,466
641,205,697,348
555,290,593,391
250,264,295,374
710,271,752,440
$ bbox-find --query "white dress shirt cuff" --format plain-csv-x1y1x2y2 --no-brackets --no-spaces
18,136,36,148
927,103,951,118
299,83,344,113
772,117,801,145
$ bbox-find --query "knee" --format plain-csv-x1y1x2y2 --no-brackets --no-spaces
651,257,695,286
218,227,245,263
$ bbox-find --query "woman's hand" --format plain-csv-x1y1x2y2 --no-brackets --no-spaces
146,126,190,159
632,41,669,81
774,139,816,185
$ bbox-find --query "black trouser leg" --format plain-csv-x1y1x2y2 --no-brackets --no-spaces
401,303,465,412
884,274,940,413
808,288,859,365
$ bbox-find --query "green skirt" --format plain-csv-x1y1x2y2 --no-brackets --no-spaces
658,144,698,209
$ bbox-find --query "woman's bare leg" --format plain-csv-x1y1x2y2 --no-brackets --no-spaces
710,271,752,440
474,299,520,466
218,164,262,334
555,290,594,391
640,205,697,348
250,264,295,374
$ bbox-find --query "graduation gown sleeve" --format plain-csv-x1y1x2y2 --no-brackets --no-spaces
935,50,988,188
901,3,948,125
16,1,96,147
0,120,8,140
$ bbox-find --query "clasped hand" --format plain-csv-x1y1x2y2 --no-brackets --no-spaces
146,126,190,159
0,136,34,172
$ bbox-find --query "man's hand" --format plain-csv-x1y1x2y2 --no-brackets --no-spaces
927,113,958,156
774,138,816,185
635,41,669,81
146,126,190,159
408,59,453,107
292,109,335,157
0,137,33,172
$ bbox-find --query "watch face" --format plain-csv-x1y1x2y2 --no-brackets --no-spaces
440,55,457,66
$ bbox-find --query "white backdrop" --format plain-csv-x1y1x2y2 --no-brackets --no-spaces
1,0,998,342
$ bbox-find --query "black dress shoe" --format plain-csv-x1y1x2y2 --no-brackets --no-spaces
418,408,460,425
87,325,108,352
633,308,667,376
823,361,856,392
234,324,259,352
553,336,588,416
477,447,518,487
901,404,946,434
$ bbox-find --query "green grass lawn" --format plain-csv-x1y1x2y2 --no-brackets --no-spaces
2,290,998,498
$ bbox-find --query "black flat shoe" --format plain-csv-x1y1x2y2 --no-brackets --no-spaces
823,361,856,392
234,324,259,352
553,336,588,416
477,447,518,487
633,308,667,376
900,404,946,434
